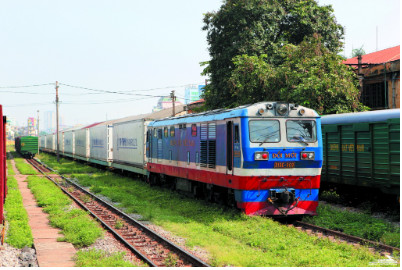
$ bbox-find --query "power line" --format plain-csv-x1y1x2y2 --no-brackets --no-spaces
0,83,53,88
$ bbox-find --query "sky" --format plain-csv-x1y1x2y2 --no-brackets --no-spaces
1,0,400,128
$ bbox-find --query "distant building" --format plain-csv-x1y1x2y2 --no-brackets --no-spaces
343,45,400,109
27,117,37,136
43,111,64,133
152,96,183,112
184,85,205,105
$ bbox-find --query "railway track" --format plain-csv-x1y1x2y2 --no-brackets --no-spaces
293,221,400,255
26,158,210,267
27,157,400,260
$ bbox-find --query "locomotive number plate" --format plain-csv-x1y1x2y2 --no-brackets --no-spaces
274,162,295,168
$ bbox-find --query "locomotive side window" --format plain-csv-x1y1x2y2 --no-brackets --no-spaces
191,124,197,137
170,126,175,137
286,120,317,143
249,120,280,143
164,127,168,138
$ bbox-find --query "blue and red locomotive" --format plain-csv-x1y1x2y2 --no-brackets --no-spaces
146,102,323,216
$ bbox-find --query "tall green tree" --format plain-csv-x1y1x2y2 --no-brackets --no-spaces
228,35,365,114
201,0,361,113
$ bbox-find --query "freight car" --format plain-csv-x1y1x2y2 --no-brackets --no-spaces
39,102,323,216
321,109,400,197
0,105,6,224
147,102,323,216
15,136,38,158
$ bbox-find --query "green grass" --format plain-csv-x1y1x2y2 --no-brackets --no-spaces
36,153,100,175
74,249,138,267
7,160,15,176
4,176,34,248
13,155,38,175
38,152,388,267
304,204,400,248
26,175,103,247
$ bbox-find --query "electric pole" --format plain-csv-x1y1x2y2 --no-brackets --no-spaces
170,90,176,116
37,110,39,154
56,81,60,163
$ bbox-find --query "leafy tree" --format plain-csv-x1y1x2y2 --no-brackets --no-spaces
229,35,366,114
201,0,365,113
352,46,366,57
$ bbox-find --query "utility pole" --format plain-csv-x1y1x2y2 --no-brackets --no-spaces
56,81,60,163
170,90,176,116
37,110,39,154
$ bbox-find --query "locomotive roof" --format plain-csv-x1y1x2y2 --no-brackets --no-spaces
321,109,400,125
149,102,319,127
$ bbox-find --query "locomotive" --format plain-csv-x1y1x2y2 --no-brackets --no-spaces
147,102,323,216
40,102,323,216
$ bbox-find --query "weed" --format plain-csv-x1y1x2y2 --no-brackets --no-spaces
114,218,124,229
27,175,103,247
4,176,34,248
164,252,178,267
67,186,75,193
74,249,136,267
320,190,341,203
80,194,92,204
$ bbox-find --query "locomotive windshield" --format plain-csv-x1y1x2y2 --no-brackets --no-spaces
286,120,317,143
249,120,280,143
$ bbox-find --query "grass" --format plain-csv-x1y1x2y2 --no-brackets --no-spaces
38,152,390,267
304,203,400,248
3,176,34,248
26,175,103,247
74,249,137,267
10,151,38,175
7,160,15,176
36,153,100,175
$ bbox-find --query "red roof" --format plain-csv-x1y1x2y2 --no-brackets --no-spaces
343,45,400,65
83,122,103,129
189,99,205,105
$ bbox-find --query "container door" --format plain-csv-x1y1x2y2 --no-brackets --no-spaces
226,121,233,174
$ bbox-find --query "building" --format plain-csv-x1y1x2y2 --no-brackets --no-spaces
152,96,183,112
44,111,55,133
184,85,205,105
27,117,37,136
343,45,400,109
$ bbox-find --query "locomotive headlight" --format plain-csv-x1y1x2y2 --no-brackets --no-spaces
258,108,265,115
255,151,269,160
299,108,306,116
276,103,288,116
301,151,315,160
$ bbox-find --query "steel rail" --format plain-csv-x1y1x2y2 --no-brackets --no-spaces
26,158,158,267
294,221,400,254
29,158,210,267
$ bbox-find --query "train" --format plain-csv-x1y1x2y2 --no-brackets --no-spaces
0,105,6,225
15,136,39,158
321,109,400,197
40,102,323,217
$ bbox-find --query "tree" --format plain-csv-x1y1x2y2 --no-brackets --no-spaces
201,0,356,112
229,35,366,114
351,46,366,57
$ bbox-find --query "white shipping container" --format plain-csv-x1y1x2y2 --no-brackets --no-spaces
58,132,63,153
39,136,46,149
74,128,89,158
64,131,75,155
89,124,113,161
45,134,55,151
112,119,146,167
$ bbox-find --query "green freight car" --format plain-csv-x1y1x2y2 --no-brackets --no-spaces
321,109,400,196
15,136,39,158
